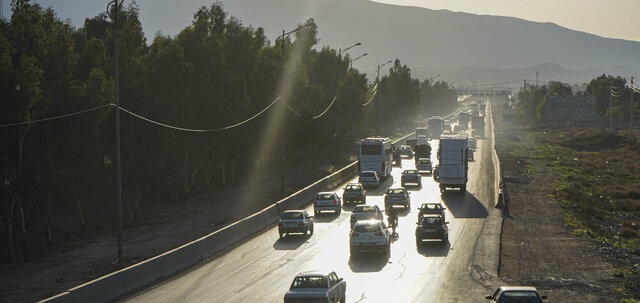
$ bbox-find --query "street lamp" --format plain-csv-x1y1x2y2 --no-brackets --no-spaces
338,42,362,59
376,60,393,131
350,53,367,69
277,24,310,193
427,74,440,117
107,0,124,264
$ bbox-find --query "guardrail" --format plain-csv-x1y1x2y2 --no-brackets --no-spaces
486,102,506,209
39,134,415,303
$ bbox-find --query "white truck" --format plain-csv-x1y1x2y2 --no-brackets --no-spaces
437,134,469,193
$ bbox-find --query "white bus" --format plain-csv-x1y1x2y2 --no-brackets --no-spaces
358,137,393,178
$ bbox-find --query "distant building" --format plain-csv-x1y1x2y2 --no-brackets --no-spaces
544,95,596,121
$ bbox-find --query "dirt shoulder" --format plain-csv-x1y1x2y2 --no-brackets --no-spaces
492,101,627,302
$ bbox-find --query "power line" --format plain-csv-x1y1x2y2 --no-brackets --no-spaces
0,103,115,128
119,97,280,132
312,95,338,119
362,89,378,107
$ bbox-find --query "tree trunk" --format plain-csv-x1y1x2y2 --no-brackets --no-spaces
19,203,28,261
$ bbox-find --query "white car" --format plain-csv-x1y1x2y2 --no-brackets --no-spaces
313,192,342,215
384,187,411,209
278,210,314,238
358,170,380,187
349,219,391,256
416,158,433,174
485,286,547,303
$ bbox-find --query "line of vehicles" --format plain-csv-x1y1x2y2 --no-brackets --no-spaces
282,107,545,302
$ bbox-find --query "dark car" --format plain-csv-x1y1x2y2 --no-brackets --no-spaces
399,144,414,158
415,214,449,245
417,202,446,221
401,169,421,187
342,183,366,204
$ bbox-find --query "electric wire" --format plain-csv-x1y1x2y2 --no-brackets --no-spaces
312,95,338,119
0,103,115,128
362,88,377,107
284,101,303,117
119,97,280,132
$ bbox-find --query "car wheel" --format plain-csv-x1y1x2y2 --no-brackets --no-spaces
309,226,314,235
385,243,391,256
279,232,284,238
416,239,422,246
314,210,319,216
401,182,405,187
350,247,358,257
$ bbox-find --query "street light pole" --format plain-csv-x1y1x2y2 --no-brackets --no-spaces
350,53,367,69
107,0,124,264
278,24,310,193
376,60,392,132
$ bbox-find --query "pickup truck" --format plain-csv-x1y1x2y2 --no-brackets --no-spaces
284,270,347,303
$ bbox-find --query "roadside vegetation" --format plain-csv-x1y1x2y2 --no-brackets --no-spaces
532,127,640,298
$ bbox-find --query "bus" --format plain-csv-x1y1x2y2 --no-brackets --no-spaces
358,137,393,178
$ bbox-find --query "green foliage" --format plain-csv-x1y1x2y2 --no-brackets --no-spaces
0,1,395,262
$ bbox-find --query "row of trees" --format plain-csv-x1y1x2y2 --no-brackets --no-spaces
0,1,457,262
516,75,639,121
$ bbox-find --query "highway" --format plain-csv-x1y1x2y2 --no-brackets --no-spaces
120,111,503,302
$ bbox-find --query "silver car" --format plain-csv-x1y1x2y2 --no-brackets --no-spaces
313,192,342,215
350,205,383,229
384,187,411,209
278,210,314,238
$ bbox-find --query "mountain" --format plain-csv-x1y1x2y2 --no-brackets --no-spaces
219,0,640,84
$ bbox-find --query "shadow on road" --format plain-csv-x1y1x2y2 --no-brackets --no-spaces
416,240,451,257
312,212,341,223
273,234,310,250
441,191,488,219
348,253,389,272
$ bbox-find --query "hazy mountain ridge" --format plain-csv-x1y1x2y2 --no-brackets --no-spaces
220,0,640,84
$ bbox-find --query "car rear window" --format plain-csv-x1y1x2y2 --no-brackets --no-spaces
317,194,335,200
355,206,375,212
353,223,381,232
281,212,303,219
291,276,327,288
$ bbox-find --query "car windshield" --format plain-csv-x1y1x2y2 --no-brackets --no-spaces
291,276,327,289
422,204,440,210
317,194,335,200
281,212,303,219
499,291,541,303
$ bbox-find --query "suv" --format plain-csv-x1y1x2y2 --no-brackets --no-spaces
349,219,391,256
342,183,366,204
415,214,449,245
417,202,446,221
384,187,411,209
358,171,380,187
278,210,314,238
313,192,342,215
401,169,421,187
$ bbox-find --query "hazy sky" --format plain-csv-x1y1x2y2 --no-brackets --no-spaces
3,0,639,42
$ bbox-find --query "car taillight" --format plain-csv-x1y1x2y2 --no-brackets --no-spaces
332,200,337,204
375,232,384,236
314,200,318,205
351,232,359,237
298,222,304,226
278,222,283,227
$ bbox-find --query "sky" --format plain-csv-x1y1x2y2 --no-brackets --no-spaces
2,0,639,42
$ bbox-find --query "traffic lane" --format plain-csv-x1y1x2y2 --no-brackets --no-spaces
121,138,496,303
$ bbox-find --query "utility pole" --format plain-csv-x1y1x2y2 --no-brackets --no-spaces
631,76,635,133
107,0,124,264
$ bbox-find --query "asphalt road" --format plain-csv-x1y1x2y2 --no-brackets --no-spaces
120,119,504,302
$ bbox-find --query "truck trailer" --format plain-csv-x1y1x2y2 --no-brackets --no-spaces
437,134,469,193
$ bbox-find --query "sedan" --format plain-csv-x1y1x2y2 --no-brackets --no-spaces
399,144,414,158
401,169,422,187
417,202,446,221
485,286,547,303
313,192,342,215
349,219,391,256
278,210,314,238
342,182,366,204
350,205,383,229
284,270,347,303
384,187,411,209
